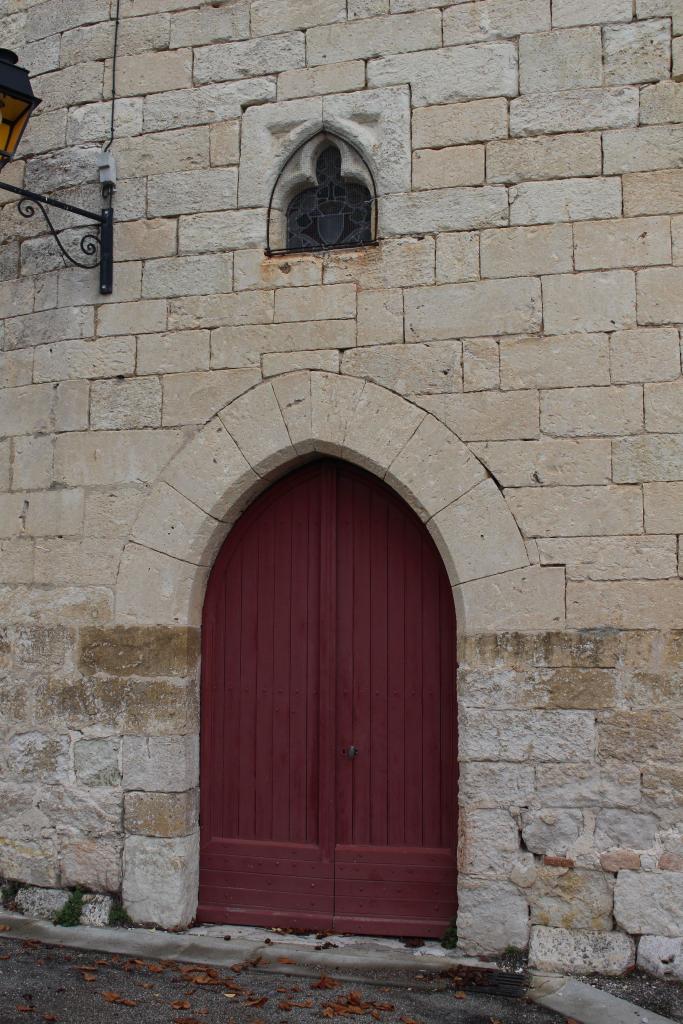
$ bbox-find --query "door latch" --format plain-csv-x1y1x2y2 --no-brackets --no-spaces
345,745,358,760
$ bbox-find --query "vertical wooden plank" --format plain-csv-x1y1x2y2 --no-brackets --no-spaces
271,490,293,842
421,535,442,848
351,473,372,847
319,462,337,868
335,467,354,848
369,485,389,848
403,516,423,848
386,499,406,848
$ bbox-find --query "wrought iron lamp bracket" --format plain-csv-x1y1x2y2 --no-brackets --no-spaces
0,180,114,294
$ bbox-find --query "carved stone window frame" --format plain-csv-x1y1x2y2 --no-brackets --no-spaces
266,130,378,255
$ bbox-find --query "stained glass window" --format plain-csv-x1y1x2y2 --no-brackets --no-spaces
286,145,373,252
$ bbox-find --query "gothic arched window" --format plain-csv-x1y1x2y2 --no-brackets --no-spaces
267,133,376,255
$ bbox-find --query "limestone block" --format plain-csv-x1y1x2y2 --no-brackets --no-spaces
613,435,683,482
510,88,639,136
24,490,84,538
60,837,122,892
90,378,162,430
358,289,404,346
500,333,610,390
367,41,519,106
413,146,485,189
25,0,109,40
178,209,266,254
0,540,34,585
306,11,441,65
604,125,683,174
263,350,339,377
463,338,499,391
427,390,540,441
601,851,642,871
278,62,366,101
604,20,671,85
675,216,683,264
436,232,480,284
536,764,641,808
274,284,356,323
386,415,487,520
459,663,618,710
137,331,210,375
413,99,508,148
457,878,530,955
615,871,683,936
308,372,365,456
162,370,262,425
123,832,199,929
530,926,635,976
56,262,142,308
33,538,124,586
543,271,636,334
143,80,275,134
0,585,113,627
132,482,225,567
210,120,240,166
34,337,136,384
406,279,541,341
530,866,614,930
674,35,683,77
12,436,53,492
645,482,683,532
113,49,191,98
66,98,142,146
638,936,683,980
217,321,354,369
124,790,197,838
458,808,523,878
172,290,273,331
638,267,683,325
147,169,237,219
342,341,461,395
574,216,671,271
487,134,603,185
481,225,572,279
522,810,582,855
122,736,199,795
143,253,233,300
381,187,508,236
0,350,33,389
7,732,70,784
461,707,593,763
54,430,183,487
74,738,121,788
646,380,683,432
341,382,425,474
218,382,292,476
350,0,388,15
542,385,643,437
116,543,208,628
519,27,602,92
431,480,528,585
444,0,550,45
455,566,566,631
80,894,114,928
83,488,147,541
551,0,632,25
193,34,305,85
623,169,683,216
510,178,622,225
5,307,94,351
538,536,677,581
323,237,435,289
235,250,322,292
32,63,104,112
507,485,643,538
596,810,658,851
0,280,33,319
458,762,536,809
115,127,210,180
0,495,28,539
169,2,250,46
97,301,167,338
640,81,683,124
569,580,683,628
271,372,313,454
16,887,68,920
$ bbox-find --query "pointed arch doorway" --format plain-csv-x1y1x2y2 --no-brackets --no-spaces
198,459,458,938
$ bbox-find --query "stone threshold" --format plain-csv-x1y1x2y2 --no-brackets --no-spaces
530,973,678,1024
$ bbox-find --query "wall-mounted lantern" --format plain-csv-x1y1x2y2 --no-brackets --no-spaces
0,48,114,294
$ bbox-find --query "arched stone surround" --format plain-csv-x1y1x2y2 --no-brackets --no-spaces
114,371,565,935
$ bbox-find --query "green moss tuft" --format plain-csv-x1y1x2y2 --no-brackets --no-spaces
1,881,20,908
108,899,133,928
54,888,84,928
441,917,458,949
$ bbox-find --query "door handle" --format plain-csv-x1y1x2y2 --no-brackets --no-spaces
345,745,358,760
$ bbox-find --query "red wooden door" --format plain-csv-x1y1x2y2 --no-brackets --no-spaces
199,460,457,937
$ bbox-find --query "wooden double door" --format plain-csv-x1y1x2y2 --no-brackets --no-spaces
199,460,457,937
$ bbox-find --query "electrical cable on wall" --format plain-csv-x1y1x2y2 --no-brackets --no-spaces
103,0,121,154
97,0,120,207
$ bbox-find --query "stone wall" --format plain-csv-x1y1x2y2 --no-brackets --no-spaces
0,0,682,967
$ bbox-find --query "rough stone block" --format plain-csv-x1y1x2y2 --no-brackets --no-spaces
79,626,199,678
458,808,523,878
542,381,644,438
463,338,500,391
274,284,356,323
169,1,250,46
147,169,237,218
646,380,683,432
413,145,485,189
307,11,441,64
487,133,603,185
34,337,137,384
574,216,671,271
522,810,583,855
123,833,199,930
530,926,635,975
444,0,550,45
381,187,508,236
604,20,671,85
436,232,480,284
122,736,199,794
638,267,683,325
551,0,632,26
543,271,636,334
615,871,683,936
357,289,404,346
252,0,345,34
519,27,602,92
507,485,642,538
74,738,121,788
124,790,197,838
90,378,162,430
7,732,70,784
193,33,305,85
278,61,366,101
569,581,683,628
510,87,638,136
596,810,658,851
342,341,461,395
457,878,530,954
323,237,434,290
638,936,683,980
60,837,122,892
481,225,573,278
54,430,183,487
613,435,683,482
413,99,508,149
645,482,683,533
604,125,683,174
137,331,210,375
460,708,593,762
623,169,683,216
405,279,542,341
610,328,681,383
80,894,113,928
536,764,641,808
538,536,677,581
113,49,192,98
143,81,274,135
500,333,610,390
16,887,68,920
640,81,683,124
530,866,614,930
510,178,622,226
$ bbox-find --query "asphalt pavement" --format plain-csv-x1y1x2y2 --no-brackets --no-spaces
0,936,565,1024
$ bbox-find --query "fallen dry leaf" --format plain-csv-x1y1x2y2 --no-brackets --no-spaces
15,1007,33,1014
312,976,340,990
172,1000,191,1010
244,996,268,1007
82,973,97,983
455,991,466,999
42,1015,58,1022
277,956,296,964
0,924,11,932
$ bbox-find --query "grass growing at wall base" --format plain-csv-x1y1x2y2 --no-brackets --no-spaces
54,888,84,927
108,899,133,928
1,880,20,908
441,917,458,949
